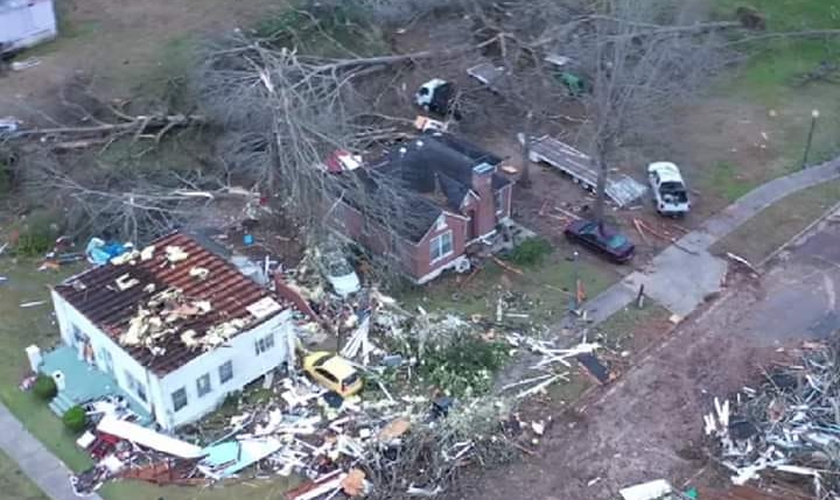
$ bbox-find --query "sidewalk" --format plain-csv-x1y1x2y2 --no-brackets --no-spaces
0,402,103,500
560,157,840,328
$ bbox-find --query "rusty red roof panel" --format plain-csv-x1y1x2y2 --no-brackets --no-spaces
54,232,287,375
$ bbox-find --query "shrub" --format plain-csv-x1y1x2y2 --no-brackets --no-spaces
13,210,58,257
418,334,509,396
507,238,552,267
32,375,57,400
62,406,87,433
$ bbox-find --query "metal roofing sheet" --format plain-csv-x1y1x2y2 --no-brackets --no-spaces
54,232,286,375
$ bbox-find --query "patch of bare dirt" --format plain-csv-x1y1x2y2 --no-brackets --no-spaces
447,276,793,500
1,0,282,118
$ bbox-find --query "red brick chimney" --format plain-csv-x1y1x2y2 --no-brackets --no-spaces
471,162,497,237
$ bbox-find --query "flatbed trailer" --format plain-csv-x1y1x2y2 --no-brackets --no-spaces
526,135,646,207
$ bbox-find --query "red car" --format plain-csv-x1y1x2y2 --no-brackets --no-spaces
564,219,635,263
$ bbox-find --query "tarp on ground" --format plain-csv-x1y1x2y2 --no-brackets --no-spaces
198,437,283,480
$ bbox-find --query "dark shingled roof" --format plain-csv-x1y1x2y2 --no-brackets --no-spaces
379,131,508,213
331,167,444,243
53,232,287,375
331,132,510,243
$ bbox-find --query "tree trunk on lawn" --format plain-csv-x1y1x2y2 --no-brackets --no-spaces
593,155,608,224
519,110,533,188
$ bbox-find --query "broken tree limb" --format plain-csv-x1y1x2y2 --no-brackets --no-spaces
459,265,482,288
544,284,573,296
12,114,205,140
491,256,523,275
638,220,699,255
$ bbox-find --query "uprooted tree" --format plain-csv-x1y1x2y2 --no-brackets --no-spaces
462,0,739,219
0,0,822,266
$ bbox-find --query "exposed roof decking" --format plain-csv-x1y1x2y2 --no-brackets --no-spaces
54,232,286,375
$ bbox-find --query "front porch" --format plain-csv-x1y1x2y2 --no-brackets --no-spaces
39,345,152,426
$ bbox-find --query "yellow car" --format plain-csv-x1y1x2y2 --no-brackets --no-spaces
302,351,363,397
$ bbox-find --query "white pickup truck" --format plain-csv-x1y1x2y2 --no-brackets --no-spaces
647,162,690,216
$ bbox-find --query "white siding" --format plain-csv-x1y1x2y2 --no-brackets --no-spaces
0,0,57,50
50,292,154,414
157,311,293,429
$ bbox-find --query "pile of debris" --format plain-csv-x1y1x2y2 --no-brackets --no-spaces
70,363,537,498
705,340,840,499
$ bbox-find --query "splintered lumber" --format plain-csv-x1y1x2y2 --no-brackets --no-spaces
636,219,671,241
500,373,556,392
632,218,650,245
726,252,759,275
492,256,524,275
553,206,582,220
516,375,561,399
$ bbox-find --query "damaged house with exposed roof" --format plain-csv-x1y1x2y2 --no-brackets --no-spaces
327,131,514,284
34,232,297,430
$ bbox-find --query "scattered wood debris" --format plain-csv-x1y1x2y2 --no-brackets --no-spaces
706,339,840,498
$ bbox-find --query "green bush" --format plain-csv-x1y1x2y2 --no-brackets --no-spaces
62,406,87,433
419,335,510,397
13,210,58,256
507,238,552,267
32,375,57,400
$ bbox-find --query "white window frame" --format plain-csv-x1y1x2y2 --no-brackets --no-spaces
219,360,234,384
172,387,188,412
196,373,212,398
99,348,114,376
430,230,454,263
123,370,147,402
255,333,275,355
435,216,447,231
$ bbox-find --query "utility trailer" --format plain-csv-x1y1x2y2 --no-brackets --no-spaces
524,135,647,207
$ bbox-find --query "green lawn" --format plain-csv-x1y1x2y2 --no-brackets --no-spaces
594,302,672,351
711,178,840,264
715,0,840,103
0,449,49,500
0,258,301,500
700,161,756,203
718,0,840,164
99,476,301,500
399,251,616,327
0,260,95,472
688,0,840,206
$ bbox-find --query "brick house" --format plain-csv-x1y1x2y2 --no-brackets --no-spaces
329,132,513,283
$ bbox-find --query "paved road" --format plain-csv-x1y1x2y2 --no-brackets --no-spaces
461,216,840,500
0,403,102,500
565,158,840,326
3,160,839,500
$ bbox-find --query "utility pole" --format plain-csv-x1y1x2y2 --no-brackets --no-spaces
801,109,820,169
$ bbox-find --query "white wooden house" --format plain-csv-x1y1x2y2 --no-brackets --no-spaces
0,0,57,51
47,232,296,430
